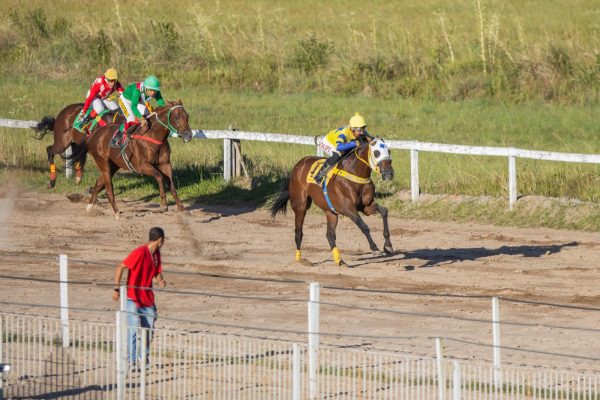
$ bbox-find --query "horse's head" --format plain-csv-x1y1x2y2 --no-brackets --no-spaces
368,138,394,180
156,100,193,143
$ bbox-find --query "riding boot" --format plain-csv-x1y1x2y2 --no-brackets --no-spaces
314,154,340,184
78,113,93,127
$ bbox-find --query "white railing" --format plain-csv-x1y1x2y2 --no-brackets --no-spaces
2,312,600,399
3,116,600,208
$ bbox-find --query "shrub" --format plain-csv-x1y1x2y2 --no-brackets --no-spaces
290,34,333,74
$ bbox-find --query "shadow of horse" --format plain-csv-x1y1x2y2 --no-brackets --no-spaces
350,241,578,268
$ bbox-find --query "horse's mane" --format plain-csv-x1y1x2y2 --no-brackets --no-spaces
154,100,183,113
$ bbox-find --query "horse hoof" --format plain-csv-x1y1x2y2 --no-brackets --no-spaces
338,260,348,267
383,246,393,255
75,177,82,185
371,250,383,257
115,212,121,220
297,258,314,267
86,204,94,212
47,181,56,189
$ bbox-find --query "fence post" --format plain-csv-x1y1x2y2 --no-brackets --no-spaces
410,149,420,202
316,136,324,157
436,337,446,400
492,297,502,388
224,138,232,182
308,282,320,400
508,155,517,209
452,360,461,400
64,146,73,179
116,286,127,400
59,255,70,348
292,343,301,400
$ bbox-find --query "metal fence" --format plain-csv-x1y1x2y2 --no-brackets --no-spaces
2,312,600,399
3,117,600,208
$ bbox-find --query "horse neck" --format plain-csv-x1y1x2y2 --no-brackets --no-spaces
341,145,371,178
147,110,171,143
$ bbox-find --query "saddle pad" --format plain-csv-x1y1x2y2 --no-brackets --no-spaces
306,159,335,185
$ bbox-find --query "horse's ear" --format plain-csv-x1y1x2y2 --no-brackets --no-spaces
177,99,183,105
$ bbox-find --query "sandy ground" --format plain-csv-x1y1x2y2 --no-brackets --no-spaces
1,186,600,373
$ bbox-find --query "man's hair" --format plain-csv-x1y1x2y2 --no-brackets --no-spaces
148,227,165,242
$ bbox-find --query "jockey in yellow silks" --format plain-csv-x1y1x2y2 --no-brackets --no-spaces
314,112,369,184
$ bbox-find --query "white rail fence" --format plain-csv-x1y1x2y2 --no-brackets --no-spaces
2,255,600,399
3,312,600,399
3,117,600,209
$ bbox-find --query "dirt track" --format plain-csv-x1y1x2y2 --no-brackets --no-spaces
1,187,600,372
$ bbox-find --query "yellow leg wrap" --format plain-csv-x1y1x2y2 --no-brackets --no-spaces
295,250,302,262
50,164,56,173
332,247,341,265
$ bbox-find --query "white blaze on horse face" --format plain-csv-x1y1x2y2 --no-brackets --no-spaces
369,139,391,169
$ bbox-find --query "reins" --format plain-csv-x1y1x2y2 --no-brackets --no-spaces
133,105,184,146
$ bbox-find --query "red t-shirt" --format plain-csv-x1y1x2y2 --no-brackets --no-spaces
123,245,162,307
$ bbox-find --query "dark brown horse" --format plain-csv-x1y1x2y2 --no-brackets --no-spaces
270,138,394,266
85,100,193,218
33,103,122,188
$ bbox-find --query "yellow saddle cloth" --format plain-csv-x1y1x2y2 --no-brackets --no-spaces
307,159,371,185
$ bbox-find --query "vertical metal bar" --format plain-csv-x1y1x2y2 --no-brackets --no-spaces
117,286,127,400
308,282,320,400
224,138,232,182
59,255,70,348
492,297,501,388
436,338,446,400
140,328,146,400
452,361,461,400
508,155,517,209
410,149,420,202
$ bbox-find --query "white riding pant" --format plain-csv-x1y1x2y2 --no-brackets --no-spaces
118,95,149,123
85,91,120,114
318,136,340,157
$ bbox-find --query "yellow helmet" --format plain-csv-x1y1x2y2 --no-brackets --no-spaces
104,68,118,81
349,112,366,129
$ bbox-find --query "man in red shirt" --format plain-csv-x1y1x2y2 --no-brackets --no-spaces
113,227,167,368
75,68,125,131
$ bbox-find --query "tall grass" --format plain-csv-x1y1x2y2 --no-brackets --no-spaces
2,0,600,101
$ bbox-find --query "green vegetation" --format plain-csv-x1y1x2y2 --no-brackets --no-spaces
1,1,600,230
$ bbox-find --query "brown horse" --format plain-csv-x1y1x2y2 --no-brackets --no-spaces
33,103,121,188
84,100,193,218
270,138,394,266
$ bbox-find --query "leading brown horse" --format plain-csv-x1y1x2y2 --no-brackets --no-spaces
84,100,192,218
33,103,121,188
270,138,394,267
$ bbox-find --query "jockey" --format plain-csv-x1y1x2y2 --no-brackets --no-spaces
314,112,370,184
118,75,165,138
76,68,124,130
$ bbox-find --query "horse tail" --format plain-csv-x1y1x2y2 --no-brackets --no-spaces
270,179,290,218
32,116,55,140
61,142,88,169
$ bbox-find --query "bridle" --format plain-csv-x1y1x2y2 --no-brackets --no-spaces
135,105,186,145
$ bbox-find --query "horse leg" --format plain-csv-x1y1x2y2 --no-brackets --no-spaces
291,198,313,266
46,131,73,189
157,162,185,212
347,210,381,255
86,176,105,212
362,202,392,254
137,164,168,211
375,204,393,254
325,211,346,267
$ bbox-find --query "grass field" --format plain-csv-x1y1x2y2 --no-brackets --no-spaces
1,1,600,230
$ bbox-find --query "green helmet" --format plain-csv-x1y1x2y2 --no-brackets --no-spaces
143,75,160,91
